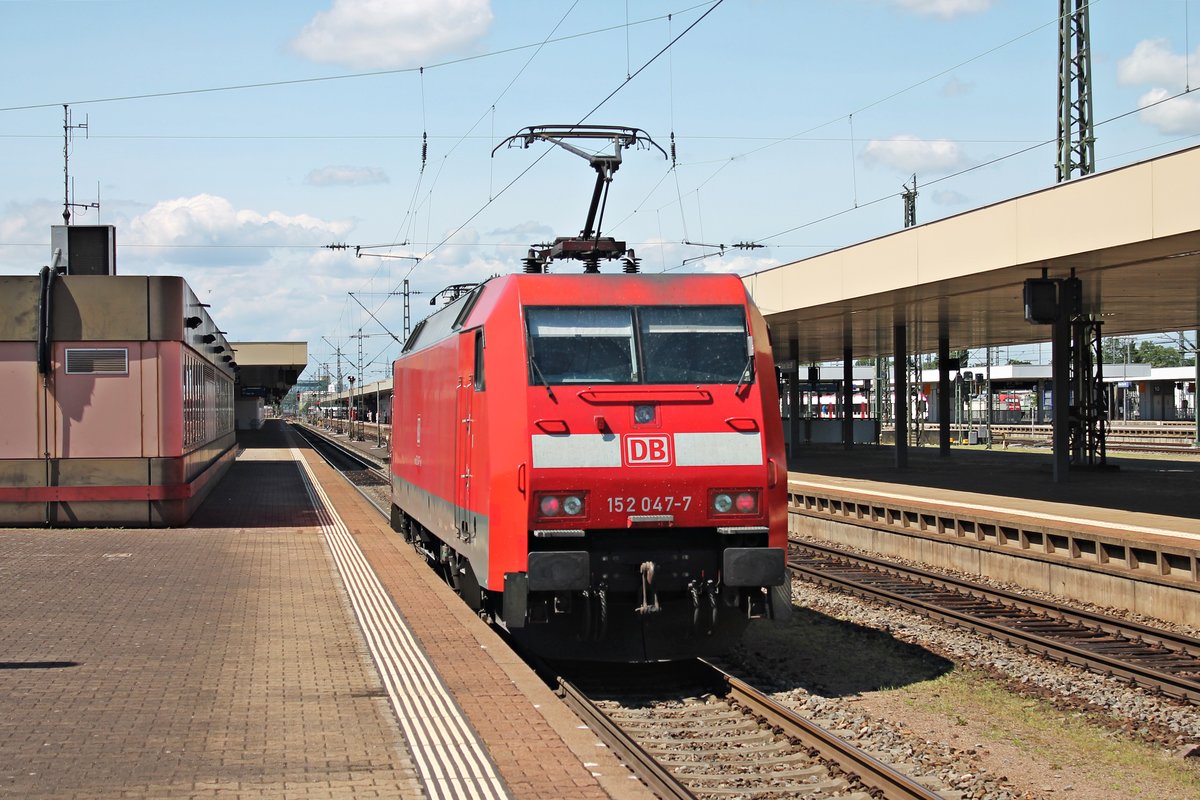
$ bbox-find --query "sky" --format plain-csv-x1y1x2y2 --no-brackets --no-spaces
3,0,1199,379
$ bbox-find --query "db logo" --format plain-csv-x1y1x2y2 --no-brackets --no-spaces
623,434,673,466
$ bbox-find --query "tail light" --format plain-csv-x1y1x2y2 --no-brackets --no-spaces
536,491,587,519
710,489,759,516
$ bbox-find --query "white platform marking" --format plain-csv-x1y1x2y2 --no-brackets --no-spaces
293,448,510,800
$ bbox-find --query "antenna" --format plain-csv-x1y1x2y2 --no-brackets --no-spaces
61,105,99,225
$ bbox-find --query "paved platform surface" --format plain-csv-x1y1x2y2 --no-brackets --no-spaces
0,421,651,800
789,444,1200,541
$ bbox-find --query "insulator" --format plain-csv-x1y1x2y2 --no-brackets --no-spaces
421,132,428,167
622,248,640,274
670,131,677,167
583,254,601,274
522,249,543,274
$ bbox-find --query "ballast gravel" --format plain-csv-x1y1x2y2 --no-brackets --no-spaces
715,539,1200,799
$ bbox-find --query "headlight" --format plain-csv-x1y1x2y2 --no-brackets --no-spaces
711,489,759,515
536,492,586,519
540,495,562,516
634,404,656,424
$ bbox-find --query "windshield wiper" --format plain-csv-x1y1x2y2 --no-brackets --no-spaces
529,356,557,401
734,355,754,396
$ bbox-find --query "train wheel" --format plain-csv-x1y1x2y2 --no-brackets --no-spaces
452,555,483,612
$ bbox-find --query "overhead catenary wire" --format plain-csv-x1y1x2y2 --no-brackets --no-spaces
353,0,586,321
618,1,1095,244
378,0,725,298
614,1,1118,261
359,0,587,324
0,3,718,114
745,85,1198,250
21,87,1190,262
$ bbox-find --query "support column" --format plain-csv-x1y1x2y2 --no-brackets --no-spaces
938,334,951,456
787,338,801,460
894,323,908,469
1052,312,1071,482
842,344,854,450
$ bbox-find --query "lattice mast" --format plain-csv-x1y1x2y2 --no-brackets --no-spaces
1056,0,1095,182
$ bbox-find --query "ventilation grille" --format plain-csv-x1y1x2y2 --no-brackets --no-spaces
65,348,128,375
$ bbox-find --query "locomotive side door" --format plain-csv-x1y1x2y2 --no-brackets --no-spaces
453,329,480,541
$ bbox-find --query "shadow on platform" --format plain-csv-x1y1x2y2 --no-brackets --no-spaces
789,444,1200,520
190,421,324,529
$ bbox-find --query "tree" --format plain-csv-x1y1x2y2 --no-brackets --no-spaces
1101,337,1133,364
1135,340,1190,367
1101,335,1196,367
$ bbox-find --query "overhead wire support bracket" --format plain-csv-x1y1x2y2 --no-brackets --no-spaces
347,292,404,345
324,241,421,262
680,239,764,265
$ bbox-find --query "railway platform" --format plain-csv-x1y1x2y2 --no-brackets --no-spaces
788,444,1200,626
0,420,652,800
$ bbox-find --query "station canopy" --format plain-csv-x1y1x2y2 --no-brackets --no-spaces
228,342,307,404
744,144,1200,364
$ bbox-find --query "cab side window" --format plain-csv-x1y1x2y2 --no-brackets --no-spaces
473,328,485,391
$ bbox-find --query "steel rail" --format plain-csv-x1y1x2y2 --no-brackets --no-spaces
556,678,697,800
789,545,1200,705
289,423,390,517
293,422,389,472
715,668,944,800
795,541,1200,657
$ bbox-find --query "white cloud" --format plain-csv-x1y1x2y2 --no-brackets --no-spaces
0,200,64,274
1117,38,1195,89
1115,40,1200,135
891,0,992,20
1135,87,1200,135
306,166,389,186
291,0,493,70
126,194,353,266
861,135,965,174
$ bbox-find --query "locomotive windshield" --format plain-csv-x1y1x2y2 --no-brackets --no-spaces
526,305,751,385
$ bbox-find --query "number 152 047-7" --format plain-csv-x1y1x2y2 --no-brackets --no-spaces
606,495,692,513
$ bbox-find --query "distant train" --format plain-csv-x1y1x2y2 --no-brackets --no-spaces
388,273,790,661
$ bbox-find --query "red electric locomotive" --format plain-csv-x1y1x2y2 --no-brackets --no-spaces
389,271,790,661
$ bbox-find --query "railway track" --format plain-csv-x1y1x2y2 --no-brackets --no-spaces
290,423,390,515
789,540,1200,705
296,423,945,797
986,422,1197,453
554,660,943,800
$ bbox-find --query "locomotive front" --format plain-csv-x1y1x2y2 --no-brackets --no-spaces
504,274,789,661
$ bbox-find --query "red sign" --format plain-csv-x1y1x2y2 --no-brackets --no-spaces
623,434,673,466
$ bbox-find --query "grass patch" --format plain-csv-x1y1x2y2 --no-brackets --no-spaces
894,668,1200,796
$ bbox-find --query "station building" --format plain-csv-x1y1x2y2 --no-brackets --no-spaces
0,225,305,527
